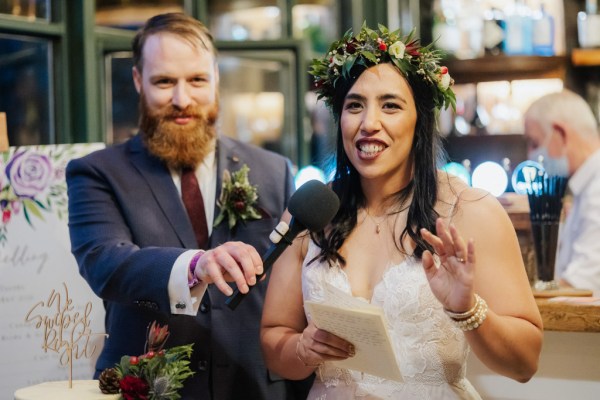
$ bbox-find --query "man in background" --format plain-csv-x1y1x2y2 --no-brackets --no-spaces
524,89,600,291
66,13,311,399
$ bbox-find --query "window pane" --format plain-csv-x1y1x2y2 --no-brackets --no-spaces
208,0,282,41
104,52,138,144
0,34,53,145
292,0,339,54
0,0,49,21
96,0,184,29
218,50,297,163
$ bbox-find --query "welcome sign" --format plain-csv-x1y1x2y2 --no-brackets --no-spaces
0,143,105,398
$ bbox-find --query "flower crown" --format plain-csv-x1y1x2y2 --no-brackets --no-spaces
310,23,456,112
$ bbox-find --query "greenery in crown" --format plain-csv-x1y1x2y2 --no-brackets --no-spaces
309,23,456,112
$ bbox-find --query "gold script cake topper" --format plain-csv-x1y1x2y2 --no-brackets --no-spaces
24,282,107,388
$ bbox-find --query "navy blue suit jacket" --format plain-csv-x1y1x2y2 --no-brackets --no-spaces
66,134,311,399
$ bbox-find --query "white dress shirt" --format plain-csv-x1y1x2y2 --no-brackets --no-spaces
555,149,600,291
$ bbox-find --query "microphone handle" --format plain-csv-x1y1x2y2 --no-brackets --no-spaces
225,220,304,310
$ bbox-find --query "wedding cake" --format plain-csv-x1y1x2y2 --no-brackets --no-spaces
14,380,118,400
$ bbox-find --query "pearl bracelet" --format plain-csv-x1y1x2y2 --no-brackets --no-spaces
444,294,488,331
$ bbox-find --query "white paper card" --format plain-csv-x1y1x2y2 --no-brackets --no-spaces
305,283,403,382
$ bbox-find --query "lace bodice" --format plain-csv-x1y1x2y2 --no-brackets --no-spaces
301,240,482,399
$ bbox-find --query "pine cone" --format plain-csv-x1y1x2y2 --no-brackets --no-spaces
98,368,121,394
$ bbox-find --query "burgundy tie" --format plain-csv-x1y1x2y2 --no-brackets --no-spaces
181,168,209,249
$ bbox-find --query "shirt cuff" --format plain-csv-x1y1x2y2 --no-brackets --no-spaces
168,250,208,316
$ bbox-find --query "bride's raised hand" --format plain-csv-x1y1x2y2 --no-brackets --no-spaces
420,217,476,314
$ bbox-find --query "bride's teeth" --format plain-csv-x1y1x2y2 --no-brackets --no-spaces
359,143,385,155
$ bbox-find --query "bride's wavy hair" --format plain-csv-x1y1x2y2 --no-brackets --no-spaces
310,62,446,266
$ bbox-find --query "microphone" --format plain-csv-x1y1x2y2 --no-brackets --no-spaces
225,180,340,310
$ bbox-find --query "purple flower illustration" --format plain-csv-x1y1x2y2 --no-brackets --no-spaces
5,151,53,198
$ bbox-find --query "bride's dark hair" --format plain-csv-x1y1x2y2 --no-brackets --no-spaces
311,63,446,265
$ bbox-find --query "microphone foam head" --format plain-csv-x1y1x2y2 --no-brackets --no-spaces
288,180,340,231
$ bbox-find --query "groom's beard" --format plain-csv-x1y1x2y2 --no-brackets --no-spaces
139,93,218,171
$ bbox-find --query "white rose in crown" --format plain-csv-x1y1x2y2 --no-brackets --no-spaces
438,66,451,90
389,41,406,59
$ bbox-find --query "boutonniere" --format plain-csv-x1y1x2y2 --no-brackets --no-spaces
214,164,262,229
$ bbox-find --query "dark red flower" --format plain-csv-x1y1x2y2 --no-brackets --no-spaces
120,375,149,400
234,201,245,211
346,42,357,54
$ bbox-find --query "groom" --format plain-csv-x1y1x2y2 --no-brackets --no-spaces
66,12,310,400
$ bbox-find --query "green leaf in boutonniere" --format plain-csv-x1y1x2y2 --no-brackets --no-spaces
214,164,262,230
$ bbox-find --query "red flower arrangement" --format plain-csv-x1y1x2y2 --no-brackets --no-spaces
99,321,193,400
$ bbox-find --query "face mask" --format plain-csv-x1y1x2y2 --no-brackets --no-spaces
528,133,569,177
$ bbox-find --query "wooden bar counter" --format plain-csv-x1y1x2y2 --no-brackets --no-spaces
501,194,600,333
467,195,600,399
536,295,600,332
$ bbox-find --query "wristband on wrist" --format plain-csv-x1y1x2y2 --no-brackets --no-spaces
188,250,205,288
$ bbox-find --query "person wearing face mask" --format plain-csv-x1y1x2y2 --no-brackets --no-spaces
524,89,600,291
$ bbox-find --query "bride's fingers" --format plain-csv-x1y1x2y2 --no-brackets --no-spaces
420,228,446,257
422,249,435,271
467,238,476,265
436,218,456,259
449,223,467,262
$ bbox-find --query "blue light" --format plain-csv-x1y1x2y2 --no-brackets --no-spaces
442,162,471,185
511,160,545,195
295,165,326,189
471,161,508,197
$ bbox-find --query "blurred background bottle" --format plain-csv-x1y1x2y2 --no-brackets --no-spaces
433,0,484,59
484,7,505,56
532,2,555,55
503,0,533,55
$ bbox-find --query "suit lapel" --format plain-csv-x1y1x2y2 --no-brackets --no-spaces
128,135,198,248
210,137,243,246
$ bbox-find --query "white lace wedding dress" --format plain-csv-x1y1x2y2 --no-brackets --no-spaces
301,240,482,400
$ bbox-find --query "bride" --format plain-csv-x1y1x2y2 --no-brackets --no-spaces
260,24,542,399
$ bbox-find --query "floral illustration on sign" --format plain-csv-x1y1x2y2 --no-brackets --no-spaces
0,145,79,246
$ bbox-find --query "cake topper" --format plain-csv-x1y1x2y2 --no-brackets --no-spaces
24,282,107,388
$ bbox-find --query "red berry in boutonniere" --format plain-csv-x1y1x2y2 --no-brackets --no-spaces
129,356,139,365
234,201,245,212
